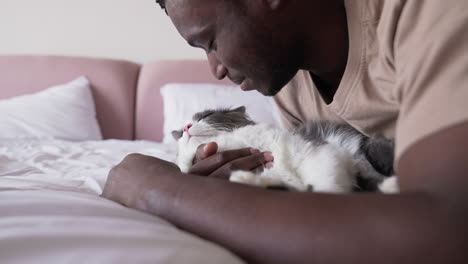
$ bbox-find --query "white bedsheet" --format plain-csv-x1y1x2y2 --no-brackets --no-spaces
0,139,244,264
0,139,177,194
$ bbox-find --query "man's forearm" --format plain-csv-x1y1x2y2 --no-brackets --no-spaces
138,173,466,264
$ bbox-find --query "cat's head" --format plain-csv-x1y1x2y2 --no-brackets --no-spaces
172,106,256,143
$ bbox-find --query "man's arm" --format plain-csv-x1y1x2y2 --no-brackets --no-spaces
103,122,468,264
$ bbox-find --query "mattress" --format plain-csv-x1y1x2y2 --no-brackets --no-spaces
0,139,244,264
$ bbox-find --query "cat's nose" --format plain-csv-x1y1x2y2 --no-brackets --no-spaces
183,124,192,132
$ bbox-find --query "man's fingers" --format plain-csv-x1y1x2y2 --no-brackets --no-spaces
210,152,274,179
189,148,260,176
194,142,219,163
203,142,218,157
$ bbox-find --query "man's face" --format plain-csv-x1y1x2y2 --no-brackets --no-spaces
166,0,301,96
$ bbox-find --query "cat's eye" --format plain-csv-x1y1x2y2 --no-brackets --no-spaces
203,112,214,119
198,112,214,121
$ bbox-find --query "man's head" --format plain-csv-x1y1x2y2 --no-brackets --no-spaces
155,0,167,13
158,0,347,96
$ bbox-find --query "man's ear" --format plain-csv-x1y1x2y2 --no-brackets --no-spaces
265,0,281,10
247,0,282,14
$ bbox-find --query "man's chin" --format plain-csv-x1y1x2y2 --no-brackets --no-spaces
257,83,283,97
243,79,285,96
258,89,279,97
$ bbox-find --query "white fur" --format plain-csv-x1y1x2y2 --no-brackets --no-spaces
176,122,358,193
378,176,399,194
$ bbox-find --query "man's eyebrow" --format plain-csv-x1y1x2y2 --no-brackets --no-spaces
185,25,211,48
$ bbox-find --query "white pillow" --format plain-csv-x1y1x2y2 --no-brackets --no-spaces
161,83,282,143
0,77,102,141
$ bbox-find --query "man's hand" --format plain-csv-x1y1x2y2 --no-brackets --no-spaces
188,142,274,179
101,143,274,211
99,124,468,264
102,153,182,212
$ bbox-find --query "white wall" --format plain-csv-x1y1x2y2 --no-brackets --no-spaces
0,0,205,63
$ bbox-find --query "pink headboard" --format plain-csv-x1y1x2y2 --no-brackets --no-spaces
0,56,233,142
0,56,140,140
135,60,230,142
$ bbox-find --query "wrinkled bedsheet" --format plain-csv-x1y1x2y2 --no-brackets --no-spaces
0,139,177,194
0,139,244,264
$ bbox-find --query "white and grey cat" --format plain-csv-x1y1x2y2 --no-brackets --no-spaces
172,107,398,193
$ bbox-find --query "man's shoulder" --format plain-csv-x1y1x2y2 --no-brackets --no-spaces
356,0,467,34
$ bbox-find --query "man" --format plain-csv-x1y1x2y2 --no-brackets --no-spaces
102,0,468,263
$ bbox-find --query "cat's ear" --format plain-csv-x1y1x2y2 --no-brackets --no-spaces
171,130,183,140
232,106,246,113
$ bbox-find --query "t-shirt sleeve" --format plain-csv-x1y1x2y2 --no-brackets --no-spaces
394,0,468,164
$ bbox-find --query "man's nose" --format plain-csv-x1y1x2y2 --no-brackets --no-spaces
215,64,228,80
207,53,227,80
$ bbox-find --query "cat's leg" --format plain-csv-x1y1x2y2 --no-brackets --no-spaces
229,170,256,184
230,170,284,187
353,155,396,191
354,155,387,181
262,169,307,191
298,146,356,193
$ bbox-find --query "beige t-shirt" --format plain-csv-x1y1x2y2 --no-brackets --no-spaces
274,0,468,167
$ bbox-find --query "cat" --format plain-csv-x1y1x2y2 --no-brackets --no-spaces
172,106,397,193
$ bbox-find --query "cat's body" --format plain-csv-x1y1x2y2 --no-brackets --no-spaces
173,107,397,193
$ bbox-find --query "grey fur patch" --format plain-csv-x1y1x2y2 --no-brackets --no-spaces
296,121,395,192
361,137,395,176
295,121,363,145
192,106,256,132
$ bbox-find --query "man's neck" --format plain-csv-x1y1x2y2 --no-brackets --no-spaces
298,0,349,101
309,71,343,104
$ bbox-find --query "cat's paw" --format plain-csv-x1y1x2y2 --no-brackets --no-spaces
176,156,194,173
178,162,192,173
378,176,399,194
230,170,257,185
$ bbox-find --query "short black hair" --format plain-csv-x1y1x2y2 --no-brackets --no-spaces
155,0,167,14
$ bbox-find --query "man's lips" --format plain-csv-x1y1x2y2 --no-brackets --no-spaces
240,79,254,91
231,77,245,85
230,77,252,91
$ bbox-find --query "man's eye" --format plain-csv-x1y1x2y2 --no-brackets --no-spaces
208,40,217,52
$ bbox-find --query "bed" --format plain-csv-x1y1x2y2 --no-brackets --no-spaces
0,56,281,264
